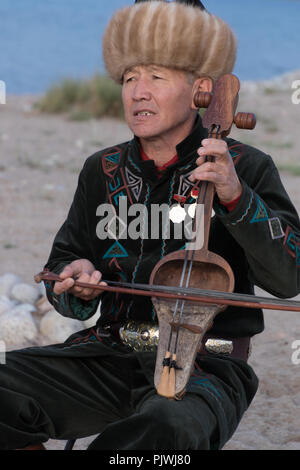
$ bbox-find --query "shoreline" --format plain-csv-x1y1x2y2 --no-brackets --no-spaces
5,68,300,95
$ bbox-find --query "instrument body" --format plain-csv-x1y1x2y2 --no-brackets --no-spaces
149,74,256,398
150,249,234,396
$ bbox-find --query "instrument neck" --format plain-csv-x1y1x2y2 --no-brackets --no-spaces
199,180,215,252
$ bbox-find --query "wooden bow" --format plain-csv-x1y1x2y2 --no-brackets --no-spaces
34,270,300,313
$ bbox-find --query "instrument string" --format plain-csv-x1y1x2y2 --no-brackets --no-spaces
169,125,218,359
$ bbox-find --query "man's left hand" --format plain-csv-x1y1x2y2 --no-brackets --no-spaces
189,139,242,203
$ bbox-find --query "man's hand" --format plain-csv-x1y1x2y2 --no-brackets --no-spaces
53,259,107,301
189,139,242,203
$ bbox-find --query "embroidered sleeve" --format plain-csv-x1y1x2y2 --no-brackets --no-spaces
43,154,103,321
214,155,300,298
43,268,101,322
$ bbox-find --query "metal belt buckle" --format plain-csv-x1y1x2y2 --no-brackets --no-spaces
119,320,159,352
204,338,233,355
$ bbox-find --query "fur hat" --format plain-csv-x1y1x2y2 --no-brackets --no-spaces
102,0,237,83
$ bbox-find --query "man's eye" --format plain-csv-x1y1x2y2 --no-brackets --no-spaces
153,75,162,80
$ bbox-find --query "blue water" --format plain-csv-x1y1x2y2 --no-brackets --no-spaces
0,0,299,94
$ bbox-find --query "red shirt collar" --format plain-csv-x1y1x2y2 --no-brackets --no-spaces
140,147,179,177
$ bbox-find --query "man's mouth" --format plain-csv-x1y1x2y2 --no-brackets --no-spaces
134,110,156,116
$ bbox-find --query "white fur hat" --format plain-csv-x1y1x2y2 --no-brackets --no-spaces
103,0,237,83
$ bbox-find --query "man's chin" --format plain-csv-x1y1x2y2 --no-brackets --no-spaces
135,132,159,140
128,122,162,140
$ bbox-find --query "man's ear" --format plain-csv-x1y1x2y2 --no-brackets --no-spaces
191,77,213,110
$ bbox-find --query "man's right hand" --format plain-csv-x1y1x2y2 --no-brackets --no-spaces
53,259,107,301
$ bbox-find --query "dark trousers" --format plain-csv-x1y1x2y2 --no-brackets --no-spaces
0,328,258,450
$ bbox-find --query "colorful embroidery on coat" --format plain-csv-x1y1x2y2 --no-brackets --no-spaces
250,195,268,224
228,143,244,166
125,167,143,202
128,154,142,173
102,148,121,176
69,328,103,346
284,226,300,266
188,376,222,398
175,170,195,200
188,362,222,398
102,149,135,207
106,176,133,207
231,191,254,226
103,241,129,259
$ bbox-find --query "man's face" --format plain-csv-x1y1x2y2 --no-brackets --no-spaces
122,65,196,143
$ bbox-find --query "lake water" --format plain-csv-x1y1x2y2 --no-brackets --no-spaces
0,0,300,94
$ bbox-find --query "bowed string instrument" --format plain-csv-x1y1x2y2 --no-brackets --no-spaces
35,74,300,400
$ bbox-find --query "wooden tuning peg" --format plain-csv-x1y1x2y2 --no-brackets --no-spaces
234,112,256,130
194,91,212,109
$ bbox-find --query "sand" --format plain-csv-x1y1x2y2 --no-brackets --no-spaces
0,73,299,450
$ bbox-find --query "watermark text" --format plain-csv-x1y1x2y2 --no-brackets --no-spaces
291,340,300,365
0,80,6,104
0,341,6,365
96,197,205,250
291,80,300,104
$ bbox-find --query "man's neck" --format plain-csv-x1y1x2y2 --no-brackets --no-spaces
139,140,177,165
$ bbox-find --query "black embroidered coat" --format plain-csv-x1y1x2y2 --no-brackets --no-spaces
44,118,300,338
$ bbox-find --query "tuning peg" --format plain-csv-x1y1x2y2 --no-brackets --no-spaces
194,91,212,109
234,112,256,130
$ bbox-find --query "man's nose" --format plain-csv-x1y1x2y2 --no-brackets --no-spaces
132,78,151,101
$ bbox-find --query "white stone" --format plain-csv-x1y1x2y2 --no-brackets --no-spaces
83,303,102,329
10,303,37,315
40,310,84,343
0,273,22,298
0,296,17,315
11,283,40,305
0,307,38,346
35,295,53,316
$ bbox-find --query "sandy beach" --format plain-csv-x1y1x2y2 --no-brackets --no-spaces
0,72,299,450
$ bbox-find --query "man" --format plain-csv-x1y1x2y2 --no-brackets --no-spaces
0,0,299,451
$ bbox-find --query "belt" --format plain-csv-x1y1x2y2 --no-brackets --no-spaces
97,321,251,362
97,321,159,352
200,334,251,362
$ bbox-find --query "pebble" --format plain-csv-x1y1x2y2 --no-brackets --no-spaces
0,307,38,346
40,309,83,344
10,282,40,305
0,273,22,297
0,272,95,346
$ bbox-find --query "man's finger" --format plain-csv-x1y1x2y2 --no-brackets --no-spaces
71,271,105,297
191,171,225,185
59,265,76,280
190,162,223,182
78,271,101,296
53,277,75,295
198,147,229,159
71,272,91,295
54,269,107,298
195,155,205,166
